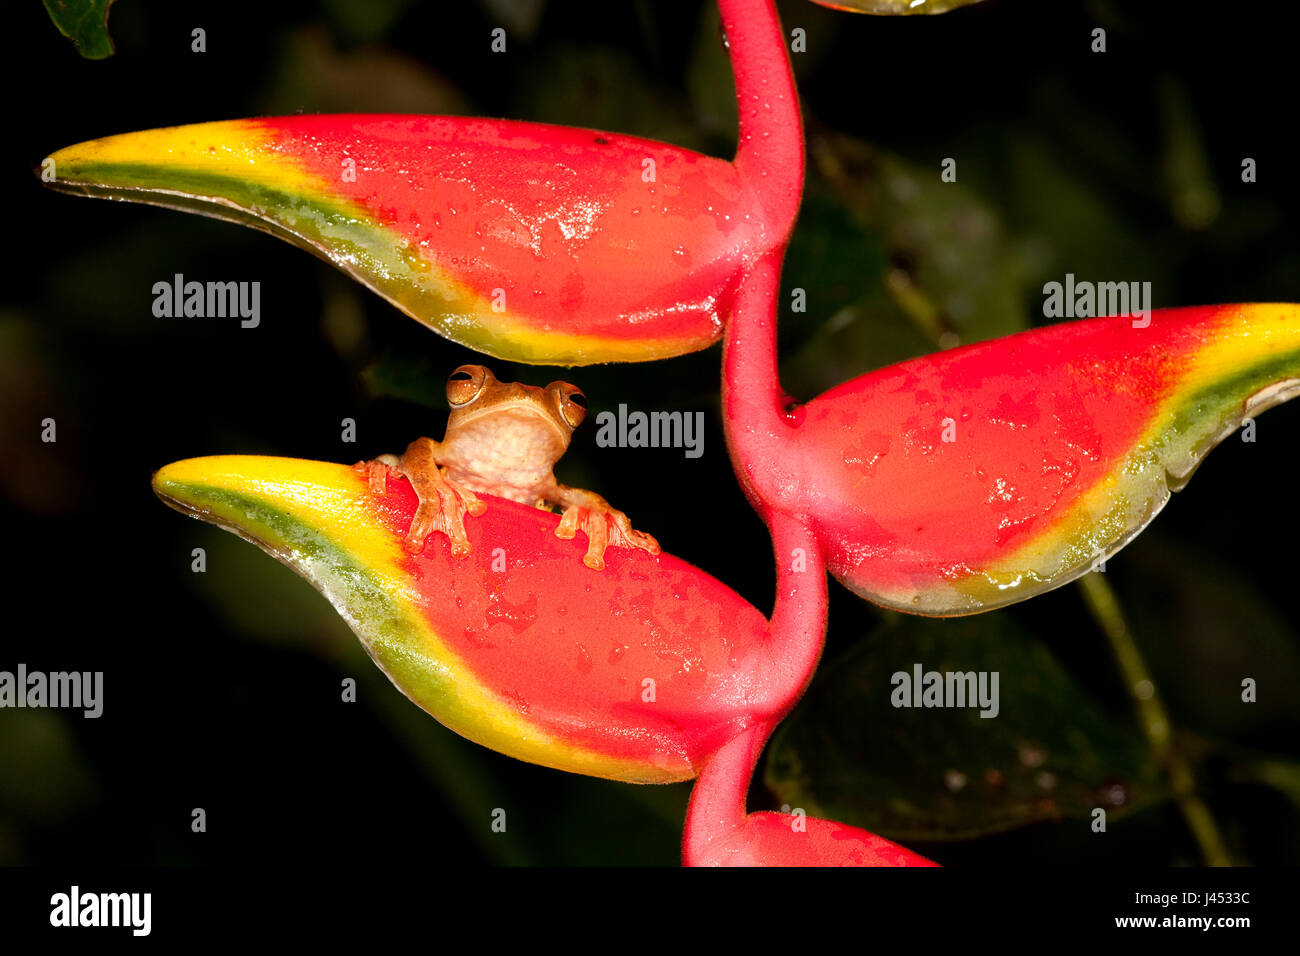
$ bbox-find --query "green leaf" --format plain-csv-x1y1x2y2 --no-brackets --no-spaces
42,0,117,59
782,134,1033,398
765,613,1167,841
814,134,1032,343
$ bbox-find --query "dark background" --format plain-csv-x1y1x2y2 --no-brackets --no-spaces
5,0,1300,866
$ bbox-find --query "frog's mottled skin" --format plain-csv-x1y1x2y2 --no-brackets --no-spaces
357,365,659,569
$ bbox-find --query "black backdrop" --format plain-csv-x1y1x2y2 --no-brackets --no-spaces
5,0,1300,868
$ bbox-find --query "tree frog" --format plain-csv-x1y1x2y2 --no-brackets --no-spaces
356,364,660,570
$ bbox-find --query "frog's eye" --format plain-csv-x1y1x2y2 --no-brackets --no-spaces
447,365,489,406
553,384,587,428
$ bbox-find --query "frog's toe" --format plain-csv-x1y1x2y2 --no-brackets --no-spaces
402,472,484,558
555,506,581,541
556,505,604,566
354,455,400,494
446,477,486,517
609,512,660,556
557,505,656,570
403,505,436,554
581,514,609,570
405,496,472,557
438,487,474,556
629,530,660,555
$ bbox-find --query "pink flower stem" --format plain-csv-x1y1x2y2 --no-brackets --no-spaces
716,0,806,515
719,0,805,238
683,510,827,861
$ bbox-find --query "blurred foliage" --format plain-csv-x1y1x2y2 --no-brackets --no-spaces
42,0,116,58
260,25,469,116
767,612,1167,841
782,133,1035,397
0,709,98,863
480,0,546,41
320,0,416,47
10,0,1300,865
1117,533,1300,743
1158,75,1221,230
0,315,84,515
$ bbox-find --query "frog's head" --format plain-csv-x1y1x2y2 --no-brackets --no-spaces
444,364,587,467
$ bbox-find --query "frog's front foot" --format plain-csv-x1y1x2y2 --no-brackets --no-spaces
355,440,486,557
353,454,401,494
555,504,660,570
404,471,486,557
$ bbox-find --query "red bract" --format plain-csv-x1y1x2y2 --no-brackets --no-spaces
41,0,802,366
153,456,935,866
726,282,1300,615
44,117,758,364
152,456,828,785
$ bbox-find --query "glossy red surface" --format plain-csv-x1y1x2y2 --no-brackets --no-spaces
795,310,1204,598
366,473,785,773
265,114,764,348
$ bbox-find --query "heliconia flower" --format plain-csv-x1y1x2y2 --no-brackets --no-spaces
44,117,764,365
727,294,1300,616
681,719,936,866
41,4,803,366
152,455,810,784
689,812,938,866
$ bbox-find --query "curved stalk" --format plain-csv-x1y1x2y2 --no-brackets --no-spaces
758,509,829,715
684,509,827,861
722,250,802,514
1078,572,1232,865
719,0,806,241
683,720,777,863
